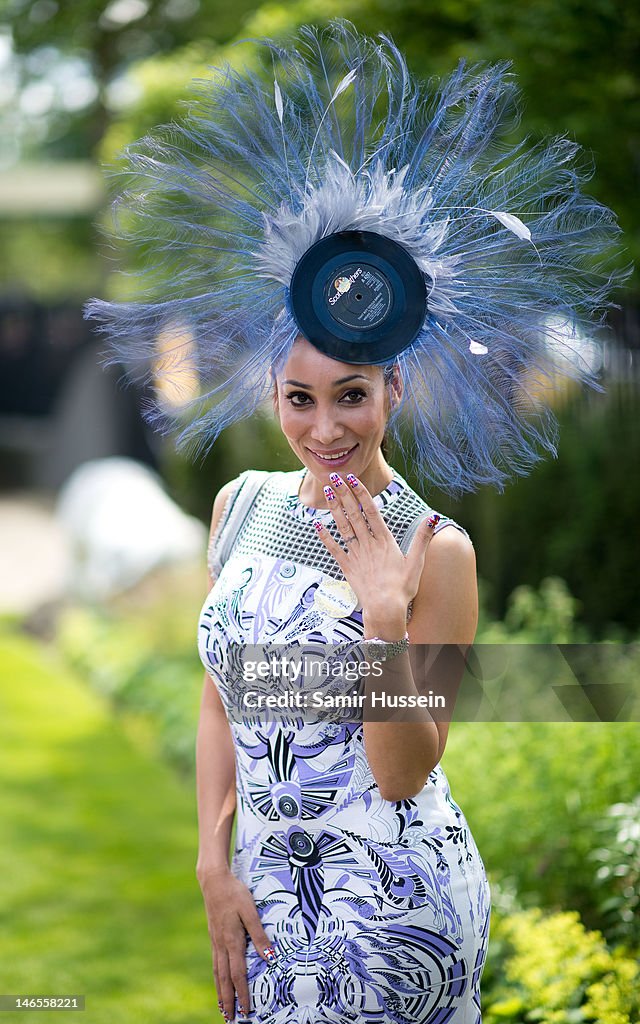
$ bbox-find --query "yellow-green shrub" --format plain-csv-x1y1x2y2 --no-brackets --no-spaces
483,907,640,1024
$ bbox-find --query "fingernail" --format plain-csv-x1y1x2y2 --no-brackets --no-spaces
238,1006,246,1016
313,520,324,532
427,513,441,528
263,944,278,962
323,485,336,501
328,473,344,487
346,474,359,487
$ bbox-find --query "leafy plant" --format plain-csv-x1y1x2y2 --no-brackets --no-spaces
589,796,640,951
483,907,640,1024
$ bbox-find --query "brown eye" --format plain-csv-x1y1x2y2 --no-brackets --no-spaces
286,392,312,406
341,389,366,403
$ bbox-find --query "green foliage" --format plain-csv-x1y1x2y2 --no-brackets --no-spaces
97,0,638,286
0,215,104,302
160,411,299,524
476,575,588,644
483,907,640,1024
589,796,640,950
0,630,222,1023
441,720,640,944
53,567,205,779
420,382,640,638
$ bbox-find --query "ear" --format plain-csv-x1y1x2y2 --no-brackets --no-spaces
389,364,403,409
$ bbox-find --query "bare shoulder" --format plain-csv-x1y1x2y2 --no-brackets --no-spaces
428,523,476,564
421,524,477,594
410,522,478,645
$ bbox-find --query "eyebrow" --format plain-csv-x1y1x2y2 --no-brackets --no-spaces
282,374,370,388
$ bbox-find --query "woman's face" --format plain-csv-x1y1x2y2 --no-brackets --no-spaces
274,336,401,489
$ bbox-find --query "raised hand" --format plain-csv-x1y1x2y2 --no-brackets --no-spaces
312,472,439,631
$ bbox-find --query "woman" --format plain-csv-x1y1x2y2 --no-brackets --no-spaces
195,334,489,1024
85,21,626,1024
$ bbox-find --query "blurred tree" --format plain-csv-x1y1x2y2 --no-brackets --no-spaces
7,0,262,154
5,0,637,293
96,0,638,285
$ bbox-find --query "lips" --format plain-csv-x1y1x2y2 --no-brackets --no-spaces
307,444,358,466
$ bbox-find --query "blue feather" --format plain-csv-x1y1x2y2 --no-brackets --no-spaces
85,19,631,494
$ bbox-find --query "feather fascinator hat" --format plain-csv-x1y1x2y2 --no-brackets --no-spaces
85,21,629,495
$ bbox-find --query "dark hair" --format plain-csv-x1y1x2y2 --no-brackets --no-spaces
380,364,396,456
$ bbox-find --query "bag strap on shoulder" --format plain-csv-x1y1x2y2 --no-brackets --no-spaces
208,469,271,579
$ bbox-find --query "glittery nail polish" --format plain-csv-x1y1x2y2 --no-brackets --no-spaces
323,485,336,501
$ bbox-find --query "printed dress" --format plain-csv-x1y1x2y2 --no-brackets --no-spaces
197,468,491,1024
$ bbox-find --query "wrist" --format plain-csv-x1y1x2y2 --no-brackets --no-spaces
196,858,232,884
362,607,408,642
363,631,410,663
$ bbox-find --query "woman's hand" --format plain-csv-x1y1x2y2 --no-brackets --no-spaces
313,472,439,632
198,866,277,1020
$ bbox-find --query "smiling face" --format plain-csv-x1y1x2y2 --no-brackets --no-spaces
273,336,402,505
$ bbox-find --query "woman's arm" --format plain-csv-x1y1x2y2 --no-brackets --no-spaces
196,476,240,880
312,474,478,803
195,479,275,1021
362,525,478,801
195,673,238,880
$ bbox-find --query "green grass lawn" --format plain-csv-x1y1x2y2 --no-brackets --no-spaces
0,631,223,1024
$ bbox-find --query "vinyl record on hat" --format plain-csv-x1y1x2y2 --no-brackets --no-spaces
289,230,428,364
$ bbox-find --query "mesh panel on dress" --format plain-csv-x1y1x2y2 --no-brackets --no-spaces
222,471,468,582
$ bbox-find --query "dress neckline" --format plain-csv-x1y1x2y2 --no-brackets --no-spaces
286,467,408,523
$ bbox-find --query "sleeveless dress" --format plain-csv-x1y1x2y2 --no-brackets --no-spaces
197,468,491,1024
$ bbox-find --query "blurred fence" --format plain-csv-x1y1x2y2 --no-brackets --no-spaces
0,299,158,490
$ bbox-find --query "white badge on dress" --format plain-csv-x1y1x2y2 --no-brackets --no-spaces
313,578,358,618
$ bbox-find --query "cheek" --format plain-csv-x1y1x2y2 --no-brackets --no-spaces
277,405,303,440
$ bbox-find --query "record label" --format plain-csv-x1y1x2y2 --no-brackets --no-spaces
325,263,392,330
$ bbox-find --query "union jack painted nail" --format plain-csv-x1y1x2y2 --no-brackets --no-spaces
346,474,359,487
263,945,278,962
324,485,336,501
328,472,344,487
313,520,324,532
427,513,441,528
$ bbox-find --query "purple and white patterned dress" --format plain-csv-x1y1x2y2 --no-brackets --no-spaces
197,468,491,1024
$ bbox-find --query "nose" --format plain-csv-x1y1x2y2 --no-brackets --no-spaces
309,407,345,447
